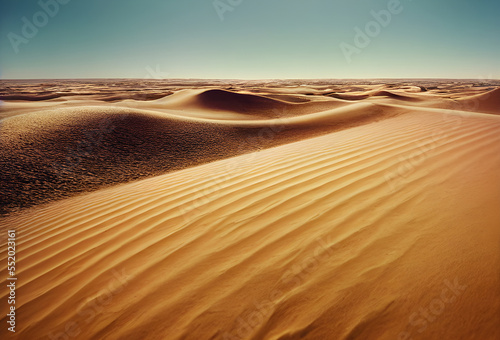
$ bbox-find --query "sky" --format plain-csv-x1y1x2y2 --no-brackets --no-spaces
0,0,499,79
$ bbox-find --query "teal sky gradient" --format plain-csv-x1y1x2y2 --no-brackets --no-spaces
1,0,499,79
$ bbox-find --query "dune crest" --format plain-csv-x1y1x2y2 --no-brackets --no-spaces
457,87,500,114
0,100,399,215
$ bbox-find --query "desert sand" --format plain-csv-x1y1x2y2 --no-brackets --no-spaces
1,79,499,339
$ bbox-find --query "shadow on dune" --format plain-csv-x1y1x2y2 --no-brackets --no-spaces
456,87,500,114
161,89,350,117
0,92,173,102
0,94,63,101
325,90,422,102
0,101,393,215
195,89,291,113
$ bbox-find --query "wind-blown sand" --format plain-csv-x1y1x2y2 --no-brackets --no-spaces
1,80,500,339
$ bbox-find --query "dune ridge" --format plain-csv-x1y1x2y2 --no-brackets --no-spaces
456,87,500,114
0,99,398,215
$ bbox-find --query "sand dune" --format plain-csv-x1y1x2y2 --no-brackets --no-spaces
156,89,351,117
0,98,396,215
456,87,500,114
1,80,500,339
165,89,293,114
0,91,172,102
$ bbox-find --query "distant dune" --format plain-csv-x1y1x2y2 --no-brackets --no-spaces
456,87,500,114
157,88,351,117
1,80,500,340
